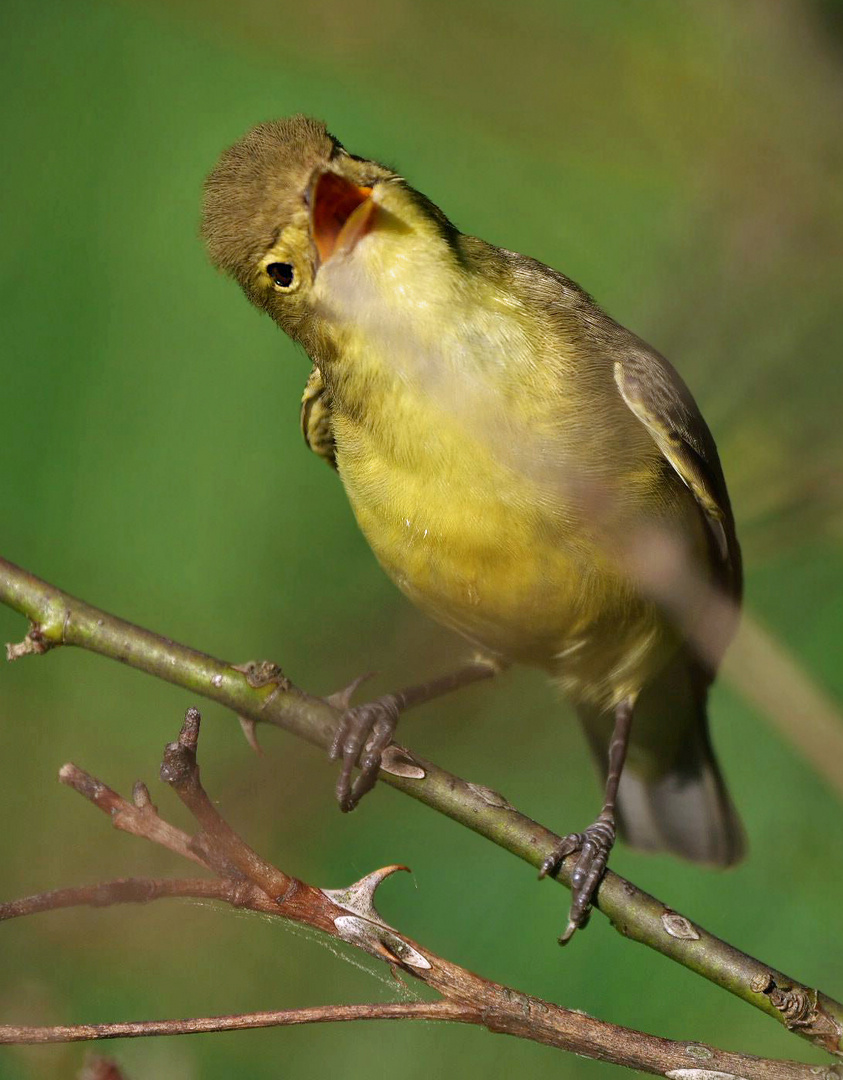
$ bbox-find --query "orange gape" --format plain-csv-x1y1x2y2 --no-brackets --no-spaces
311,172,373,263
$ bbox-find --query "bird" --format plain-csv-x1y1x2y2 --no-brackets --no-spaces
201,115,745,941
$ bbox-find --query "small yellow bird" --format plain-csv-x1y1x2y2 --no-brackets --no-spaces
202,116,744,939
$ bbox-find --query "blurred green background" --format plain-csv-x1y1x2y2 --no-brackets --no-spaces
2,0,842,1077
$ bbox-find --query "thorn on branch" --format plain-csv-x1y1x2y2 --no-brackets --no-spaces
325,670,375,712
324,866,434,973
324,864,411,923
238,716,263,756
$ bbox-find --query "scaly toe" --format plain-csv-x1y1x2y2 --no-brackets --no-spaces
538,834,582,880
540,819,616,945
332,696,401,812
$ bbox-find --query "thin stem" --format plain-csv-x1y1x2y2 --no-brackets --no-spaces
57,763,206,867
0,878,231,921
0,1001,476,1045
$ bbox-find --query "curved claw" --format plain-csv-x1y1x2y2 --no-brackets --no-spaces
331,695,402,812
540,818,616,945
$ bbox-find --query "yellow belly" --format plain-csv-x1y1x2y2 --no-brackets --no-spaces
332,403,690,710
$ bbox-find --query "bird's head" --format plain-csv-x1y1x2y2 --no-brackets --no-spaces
201,116,460,357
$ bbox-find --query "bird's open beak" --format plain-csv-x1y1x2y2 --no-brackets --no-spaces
309,171,376,266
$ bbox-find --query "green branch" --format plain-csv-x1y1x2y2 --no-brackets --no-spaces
1,554,841,1057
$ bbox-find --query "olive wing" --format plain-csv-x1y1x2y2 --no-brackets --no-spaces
613,349,741,601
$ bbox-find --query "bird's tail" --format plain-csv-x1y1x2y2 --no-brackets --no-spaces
578,648,745,866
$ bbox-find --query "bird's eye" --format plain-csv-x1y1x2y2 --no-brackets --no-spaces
266,262,295,289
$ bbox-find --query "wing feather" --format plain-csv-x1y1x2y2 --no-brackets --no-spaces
613,351,741,600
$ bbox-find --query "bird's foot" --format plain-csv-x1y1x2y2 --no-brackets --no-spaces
539,815,616,944
328,689,402,812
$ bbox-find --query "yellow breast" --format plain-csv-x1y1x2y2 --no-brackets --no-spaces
331,370,690,708
316,229,700,709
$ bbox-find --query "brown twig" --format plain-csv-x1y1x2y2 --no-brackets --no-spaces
159,708,299,903
1,709,838,1080
2,1001,478,1046
0,877,230,921
57,764,205,867
1,555,842,1055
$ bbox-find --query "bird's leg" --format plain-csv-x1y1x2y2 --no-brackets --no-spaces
328,657,504,812
540,697,634,944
